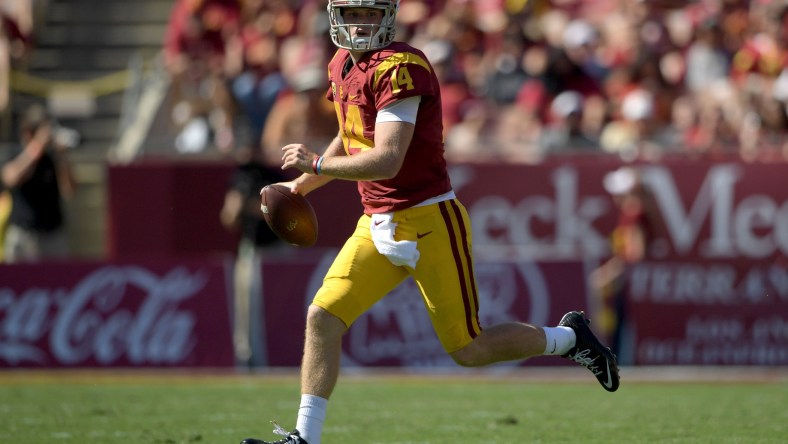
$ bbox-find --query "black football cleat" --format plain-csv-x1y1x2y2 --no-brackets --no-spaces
241,422,308,444
559,311,620,392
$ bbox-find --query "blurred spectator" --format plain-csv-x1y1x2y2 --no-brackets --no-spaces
482,23,531,106
580,94,609,141
659,94,702,153
220,143,286,367
164,0,240,154
684,21,729,93
590,166,659,365
422,39,475,135
278,1,333,79
542,46,602,99
494,101,544,163
540,90,600,153
693,80,742,157
444,99,496,162
562,18,608,83
739,95,788,162
260,66,336,166
427,1,488,96
224,0,293,148
0,103,76,262
730,2,787,84
600,88,672,160
632,48,679,123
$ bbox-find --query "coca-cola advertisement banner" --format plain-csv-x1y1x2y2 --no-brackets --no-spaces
1,256,785,368
0,260,235,368
1,255,591,369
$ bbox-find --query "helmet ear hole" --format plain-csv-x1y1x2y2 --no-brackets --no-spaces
327,0,399,51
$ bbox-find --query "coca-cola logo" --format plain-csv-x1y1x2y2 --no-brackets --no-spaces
0,266,206,366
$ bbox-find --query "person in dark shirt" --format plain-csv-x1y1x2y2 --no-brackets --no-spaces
220,143,286,367
0,103,75,262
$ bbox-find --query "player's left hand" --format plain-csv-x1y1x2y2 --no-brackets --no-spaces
281,143,318,174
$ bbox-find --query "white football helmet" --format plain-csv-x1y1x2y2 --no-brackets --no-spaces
327,0,399,51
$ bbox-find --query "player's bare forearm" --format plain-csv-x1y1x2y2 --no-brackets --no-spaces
281,120,413,184
322,133,347,158
319,121,413,181
288,173,334,196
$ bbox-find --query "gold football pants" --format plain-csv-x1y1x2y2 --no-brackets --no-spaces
313,199,482,353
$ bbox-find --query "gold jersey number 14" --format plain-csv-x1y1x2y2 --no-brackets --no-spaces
391,66,414,94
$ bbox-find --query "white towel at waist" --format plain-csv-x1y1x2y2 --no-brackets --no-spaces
370,212,420,269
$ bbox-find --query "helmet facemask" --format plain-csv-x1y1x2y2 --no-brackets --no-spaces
327,0,398,51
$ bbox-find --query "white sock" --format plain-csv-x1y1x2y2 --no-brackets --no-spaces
295,394,328,444
542,326,576,355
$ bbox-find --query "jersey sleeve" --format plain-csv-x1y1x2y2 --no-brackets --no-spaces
371,51,437,110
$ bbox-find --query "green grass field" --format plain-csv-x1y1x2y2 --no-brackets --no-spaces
2,369,786,444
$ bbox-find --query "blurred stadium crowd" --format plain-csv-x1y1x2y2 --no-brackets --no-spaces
3,1,787,164
159,0,788,165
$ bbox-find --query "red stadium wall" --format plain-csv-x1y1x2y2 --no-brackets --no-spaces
1,158,785,368
105,159,362,258
106,157,788,262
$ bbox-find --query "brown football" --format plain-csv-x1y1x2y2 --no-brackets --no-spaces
260,184,318,247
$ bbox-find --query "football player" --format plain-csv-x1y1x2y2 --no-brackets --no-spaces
242,1,619,443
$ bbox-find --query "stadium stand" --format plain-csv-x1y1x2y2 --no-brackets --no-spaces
4,0,787,260
3,0,173,259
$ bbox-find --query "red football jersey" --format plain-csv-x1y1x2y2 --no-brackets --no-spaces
326,42,451,214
